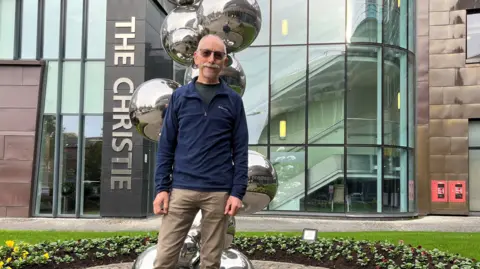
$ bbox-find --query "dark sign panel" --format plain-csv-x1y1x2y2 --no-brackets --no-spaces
100,0,148,217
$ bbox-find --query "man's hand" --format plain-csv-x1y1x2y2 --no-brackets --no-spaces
153,191,169,215
224,196,242,216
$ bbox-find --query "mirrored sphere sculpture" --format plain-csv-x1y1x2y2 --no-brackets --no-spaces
129,78,182,142
161,5,202,65
167,0,201,6
132,246,253,269
189,211,236,249
132,246,156,269
237,150,278,215
178,235,200,268
197,0,262,53
184,55,246,97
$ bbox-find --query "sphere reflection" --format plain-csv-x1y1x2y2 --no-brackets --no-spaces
132,246,253,269
129,78,181,142
161,5,202,65
197,0,262,53
237,150,278,215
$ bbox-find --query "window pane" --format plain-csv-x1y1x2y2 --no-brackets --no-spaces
84,61,105,113
65,0,83,59
469,121,480,147
407,0,415,52
383,48,407,146
383,0,407,48
408,149,415,212
469,150,480,211
270,46,306,144
21,0,38,59
272,0,307,45
44,61,59,114
467,13,480,62
43,0,61,59
346,0,382,43
58,115,79,215
236,47,269,145
269,146,305,211
0,0,16,59
82,116,102,215
305,146,344,213
309,0,345,43
251,0,269,46
346,146,382,213
383,147,408,213
408,53,415,148
34,115,57,215
346,45,381,145
61,61,81,113
87,0,106,59
308,45,345,144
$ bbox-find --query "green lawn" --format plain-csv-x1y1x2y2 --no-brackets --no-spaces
1,230,478,259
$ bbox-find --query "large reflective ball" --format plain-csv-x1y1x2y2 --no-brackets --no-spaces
132,245,156,269
195,249,254,269
184,55,246,96
132,246,254,269
161,6,201,65
197,0,262,53
237,150,278,215
189,211,236,249
167,0,201,6
178,235,200,268
129,78,182,142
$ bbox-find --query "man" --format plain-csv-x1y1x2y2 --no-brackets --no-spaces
152,34,249,269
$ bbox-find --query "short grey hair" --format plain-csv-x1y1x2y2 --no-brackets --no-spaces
197,34,227,54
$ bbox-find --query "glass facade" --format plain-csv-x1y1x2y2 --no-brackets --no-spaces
25,0,108,217
175,0,416,214
2,0,415,218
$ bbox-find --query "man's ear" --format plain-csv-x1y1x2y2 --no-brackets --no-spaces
192,51,199,67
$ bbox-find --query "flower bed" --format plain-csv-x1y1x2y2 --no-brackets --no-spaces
0,234,479,269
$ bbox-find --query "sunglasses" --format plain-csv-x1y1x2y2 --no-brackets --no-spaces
198,49,226,60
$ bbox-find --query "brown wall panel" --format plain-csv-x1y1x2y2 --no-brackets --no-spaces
421,1,480,215
4,136,35,161
0,61,45,218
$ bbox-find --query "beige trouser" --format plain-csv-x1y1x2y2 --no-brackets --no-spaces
153,188,229,269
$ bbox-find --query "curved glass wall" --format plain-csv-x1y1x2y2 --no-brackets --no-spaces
173,0,416,215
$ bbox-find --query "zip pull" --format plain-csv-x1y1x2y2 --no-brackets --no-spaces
204,111,207,116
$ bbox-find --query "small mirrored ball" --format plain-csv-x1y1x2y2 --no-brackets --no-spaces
237,150,278,215
197,0,262,53
161,6,202,65
129,78,182,142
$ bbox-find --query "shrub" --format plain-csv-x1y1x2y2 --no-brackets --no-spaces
0,234,478,269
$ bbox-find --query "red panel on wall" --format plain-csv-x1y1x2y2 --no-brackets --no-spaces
431,180,447,202
448,181,466,203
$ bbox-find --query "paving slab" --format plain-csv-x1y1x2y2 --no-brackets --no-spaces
1,215,480,232
87,260,329,269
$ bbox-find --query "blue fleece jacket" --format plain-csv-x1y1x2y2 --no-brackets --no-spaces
154,77,249,200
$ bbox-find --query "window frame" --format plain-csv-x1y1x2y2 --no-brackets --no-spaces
466,9,480,64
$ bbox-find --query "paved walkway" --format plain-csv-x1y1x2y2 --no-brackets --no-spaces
87,260,329,269
1,215,480,232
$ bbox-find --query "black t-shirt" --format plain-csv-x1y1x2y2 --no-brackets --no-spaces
195,81,222,105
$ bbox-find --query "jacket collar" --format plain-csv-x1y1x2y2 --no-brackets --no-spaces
184,76,231,97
